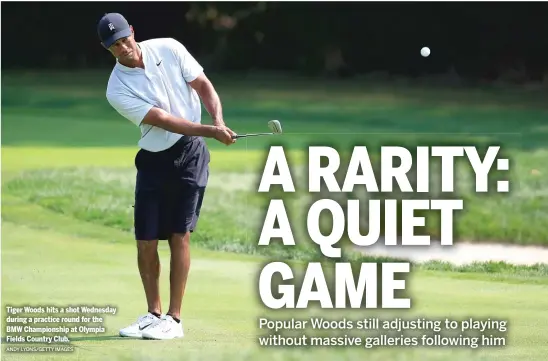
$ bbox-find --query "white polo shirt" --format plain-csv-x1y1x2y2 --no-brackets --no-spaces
106,37,204,152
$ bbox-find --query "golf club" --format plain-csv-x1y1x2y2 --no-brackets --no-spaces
232,120,283,139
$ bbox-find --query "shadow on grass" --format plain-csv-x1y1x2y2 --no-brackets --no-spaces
70,335,138,342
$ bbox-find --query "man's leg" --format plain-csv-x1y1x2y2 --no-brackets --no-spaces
139,188,201,340
166,185,206,321
119,151,165,338
141,138,208,340
137,240,162,315
166,232,191,320
134,157,167,317
118,239,163,338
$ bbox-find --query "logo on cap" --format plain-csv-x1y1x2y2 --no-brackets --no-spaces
98,13,131,48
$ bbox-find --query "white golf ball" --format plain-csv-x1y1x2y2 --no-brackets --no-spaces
421,47,430,57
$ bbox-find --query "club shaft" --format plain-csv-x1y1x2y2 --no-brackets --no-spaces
233,132,274,139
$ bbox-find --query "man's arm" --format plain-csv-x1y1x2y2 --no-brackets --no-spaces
141,107,235,145
141,106,218,138
189,73,225,127
107,91,234,145
167,38,227,128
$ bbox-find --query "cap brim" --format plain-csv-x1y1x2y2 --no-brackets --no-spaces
103,28,132,48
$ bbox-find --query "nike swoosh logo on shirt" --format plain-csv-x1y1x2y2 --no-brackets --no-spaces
156,60,162,66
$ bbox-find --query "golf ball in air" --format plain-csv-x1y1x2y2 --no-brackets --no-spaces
421,47,430,57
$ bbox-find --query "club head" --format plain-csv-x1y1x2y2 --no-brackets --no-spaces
232,120,283,139
268,120,283,135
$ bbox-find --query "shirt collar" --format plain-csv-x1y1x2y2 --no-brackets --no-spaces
115,43,146,74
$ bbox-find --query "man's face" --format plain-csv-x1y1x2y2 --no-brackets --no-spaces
107,28,138,62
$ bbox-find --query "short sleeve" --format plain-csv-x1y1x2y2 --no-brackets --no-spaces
107,91,154,127
169,38,204,82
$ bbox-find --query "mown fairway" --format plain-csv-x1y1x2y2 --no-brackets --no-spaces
2,71,548,360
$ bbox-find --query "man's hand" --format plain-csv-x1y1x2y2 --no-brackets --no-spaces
213,125,237,146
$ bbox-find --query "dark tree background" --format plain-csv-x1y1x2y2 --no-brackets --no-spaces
2,1,547,83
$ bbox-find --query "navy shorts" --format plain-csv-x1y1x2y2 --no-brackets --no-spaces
133,136,210,241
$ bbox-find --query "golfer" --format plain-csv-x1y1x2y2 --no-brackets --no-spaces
98,13,236,340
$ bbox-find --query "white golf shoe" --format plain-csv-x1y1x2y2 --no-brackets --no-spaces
141,314,184,340
119,312,162,338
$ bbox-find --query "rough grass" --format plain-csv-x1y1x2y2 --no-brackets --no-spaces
4,152,548,247
3,166,548,281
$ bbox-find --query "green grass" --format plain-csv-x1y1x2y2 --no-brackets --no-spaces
3,70,548,151
4,147,548,246
2,71,548,360
2,218,548,361
4,166,548,282
3,70,548,245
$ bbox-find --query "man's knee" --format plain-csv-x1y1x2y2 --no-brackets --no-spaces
169,232,190,248
137,240,159,258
